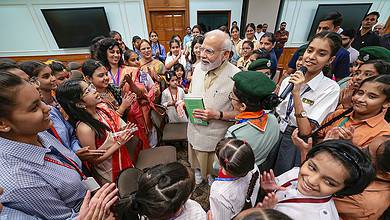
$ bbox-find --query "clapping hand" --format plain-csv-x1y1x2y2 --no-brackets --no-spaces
260,169,285,193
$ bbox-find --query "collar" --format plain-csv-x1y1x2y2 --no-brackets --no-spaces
216,169,239,181
235,111,268,132
348,110,387,128
0,132,52,165
305,71,325,91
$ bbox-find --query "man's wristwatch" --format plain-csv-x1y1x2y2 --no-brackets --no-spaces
294,111,307,118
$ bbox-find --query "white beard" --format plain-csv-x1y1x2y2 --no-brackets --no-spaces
200,57,224,72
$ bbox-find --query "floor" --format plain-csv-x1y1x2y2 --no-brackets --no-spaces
175,143,211,211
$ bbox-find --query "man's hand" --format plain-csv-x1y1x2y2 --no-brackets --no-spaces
193,108,219,121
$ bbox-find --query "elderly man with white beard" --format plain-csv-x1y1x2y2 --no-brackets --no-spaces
178,29,240,185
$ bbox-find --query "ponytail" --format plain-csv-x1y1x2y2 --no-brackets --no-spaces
241,170,259,211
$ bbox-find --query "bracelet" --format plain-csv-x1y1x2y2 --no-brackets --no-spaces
219,111,223,120
116,110,124,117
116,140,122,146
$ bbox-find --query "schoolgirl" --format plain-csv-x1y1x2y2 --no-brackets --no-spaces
274,31,341,176
259,33,278,79
236,41,254,71
259,140,375,220
165,38,187,71
149,31,167,62
210,138,260,220
161,71,188,123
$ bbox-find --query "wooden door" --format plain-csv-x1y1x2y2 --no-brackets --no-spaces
150,11,186,50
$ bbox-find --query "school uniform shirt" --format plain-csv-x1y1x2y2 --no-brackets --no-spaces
255,32,265,41
161,87,188,123
346,46,359,64
225,112,280,166
334,172,390,220
165,54,187,71
0,131,86,220
276,71,340,132
236,57,252,71
49,107,81,153
0,207,42,220
175,199,207,220
274,167,339,220
151,42,167,61
210,166,260,220
317,109,390,148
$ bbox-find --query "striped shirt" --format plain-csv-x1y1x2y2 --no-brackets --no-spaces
0,131,86,220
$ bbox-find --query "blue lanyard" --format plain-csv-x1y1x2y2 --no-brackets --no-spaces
285,86,311,120
215,177,239,181
108,67,121,87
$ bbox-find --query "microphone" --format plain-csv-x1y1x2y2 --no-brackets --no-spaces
279,66,308,100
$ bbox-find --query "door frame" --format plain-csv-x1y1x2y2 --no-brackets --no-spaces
143,0,190,36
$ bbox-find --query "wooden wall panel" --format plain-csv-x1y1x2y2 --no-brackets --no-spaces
4,53,90,64
277,47,298,70
145,0,186,9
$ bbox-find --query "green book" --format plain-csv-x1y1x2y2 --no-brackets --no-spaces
184,96,208,126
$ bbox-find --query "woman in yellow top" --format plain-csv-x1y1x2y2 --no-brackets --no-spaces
138,39,165,83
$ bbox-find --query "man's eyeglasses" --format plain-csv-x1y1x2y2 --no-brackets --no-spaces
82,83,97,97
228,92,240,102
200,46,225,56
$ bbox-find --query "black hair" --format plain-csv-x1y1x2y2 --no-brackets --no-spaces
109,30,121,38
132,36,142,50
0,61,19,72
123,49,137,62
361,60,390,76
281,21,287,25
0,71,26,118
243,40,255,50
96,38,124,70
190,35,204,64
82,59,104,78
252,49,271,60
364,11,380,20
234,208,292,220
216,138,259,211
121,162,195,220
192,24,202,33
305,140,375,196
166,70,177,82
360,74,390,100
232,21,238,25
319,11,343,27
48,60,67,76
149,30,162,57
308,31,342,57
245,23,256,34
260,32,276,44
56,80,110,139
173,63,184,73
340,29,355,39
90,35,106,59
168,39,181,56
231,25,240,34
376,139,390,172
0,58,16,65
218,25,230,35
233,86,279,111
256,24,262,29
19,61,47,78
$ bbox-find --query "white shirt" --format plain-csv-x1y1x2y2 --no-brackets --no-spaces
161,87,188,123
255,32,265,41
210,166,260,220
175,199,206,220
276,72,340,132
347,46,359,64
165,54,187,71
274,167,340,220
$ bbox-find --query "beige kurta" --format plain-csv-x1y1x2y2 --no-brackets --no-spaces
187,61,240,152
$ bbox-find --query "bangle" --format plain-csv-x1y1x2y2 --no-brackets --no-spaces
116,140,122,146
219,111,223,120
116,110,124,117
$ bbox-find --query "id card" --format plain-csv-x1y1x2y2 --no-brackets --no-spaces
280,118,289,133
82,177,100,192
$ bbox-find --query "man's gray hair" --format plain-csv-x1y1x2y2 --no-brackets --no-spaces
204,29,233,52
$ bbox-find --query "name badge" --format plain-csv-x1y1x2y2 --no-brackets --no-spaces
82,177,100,192
280,118,289,133
302,98,314,105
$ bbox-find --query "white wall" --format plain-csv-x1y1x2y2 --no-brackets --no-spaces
0,0,148,57
247,0,281,32
189,0,243,29
280,0,390,47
